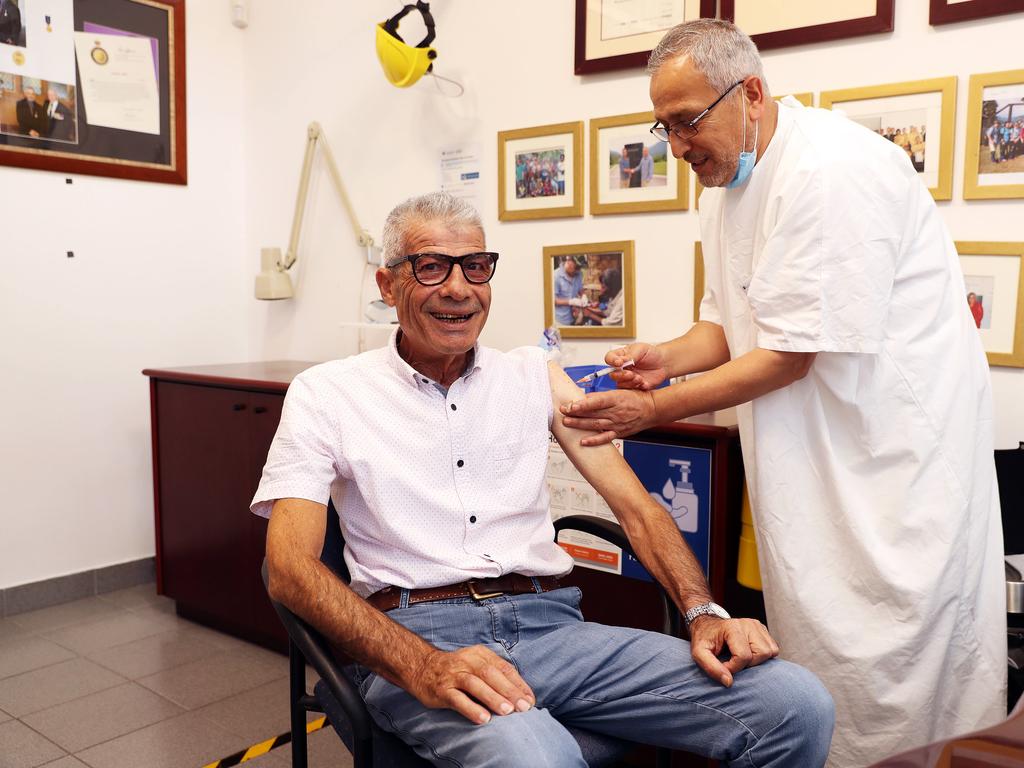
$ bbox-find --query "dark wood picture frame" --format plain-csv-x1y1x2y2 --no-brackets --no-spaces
574,0,717,75
929,0,1024,25
720,0,894,51
0,0,187,185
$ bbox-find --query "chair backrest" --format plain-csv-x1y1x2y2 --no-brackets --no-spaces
996,443,1024,555
321,498,348,577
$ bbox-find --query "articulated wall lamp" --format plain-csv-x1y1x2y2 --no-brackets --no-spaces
255,121,378,300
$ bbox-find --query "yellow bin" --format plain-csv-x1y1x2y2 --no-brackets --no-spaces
736,481,762,591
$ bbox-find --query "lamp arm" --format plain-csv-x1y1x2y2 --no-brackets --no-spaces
281,121,375,272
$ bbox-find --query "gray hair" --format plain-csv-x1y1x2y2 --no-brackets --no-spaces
647,19,766,96
382,192,483,266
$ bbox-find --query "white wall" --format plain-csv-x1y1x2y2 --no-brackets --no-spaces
0,4,249,589
244,1,1024,449
3,1,1022,589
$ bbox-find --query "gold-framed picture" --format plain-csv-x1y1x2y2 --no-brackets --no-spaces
820,77,956,201
956,241,1024,368
963,69,1024,201
589,111,688,216
543,240,636,339
498,121,584,221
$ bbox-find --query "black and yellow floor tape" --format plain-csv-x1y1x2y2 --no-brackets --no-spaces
202,715,328,767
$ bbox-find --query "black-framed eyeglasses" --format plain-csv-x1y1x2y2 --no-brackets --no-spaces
650,79,745,142
386,252,500,286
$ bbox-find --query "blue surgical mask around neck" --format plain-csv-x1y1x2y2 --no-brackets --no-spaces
727,100,759,189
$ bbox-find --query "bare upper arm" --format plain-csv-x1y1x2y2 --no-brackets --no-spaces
547,362,631,481
266,497,329,572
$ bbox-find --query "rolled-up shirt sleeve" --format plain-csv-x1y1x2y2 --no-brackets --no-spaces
250,373,342,519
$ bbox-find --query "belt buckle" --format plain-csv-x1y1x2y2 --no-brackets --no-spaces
468,580,503,601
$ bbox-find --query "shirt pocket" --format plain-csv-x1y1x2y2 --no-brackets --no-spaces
488,435,550,511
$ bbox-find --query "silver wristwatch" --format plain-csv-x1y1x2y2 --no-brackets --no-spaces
684,601,730,629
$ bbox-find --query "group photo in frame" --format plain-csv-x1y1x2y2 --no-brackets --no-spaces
720,0,894,51
964,68,1024,200
956,242,1024,368
574,0,714,75
543,240,636,339
590,110,689,215
0,0,186,185
498,121,583,221
820,77,956,201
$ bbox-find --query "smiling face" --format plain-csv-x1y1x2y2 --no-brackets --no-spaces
650,56,746,188
376,219,490,381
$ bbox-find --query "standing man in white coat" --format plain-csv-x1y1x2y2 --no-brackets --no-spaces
560,19,1006,768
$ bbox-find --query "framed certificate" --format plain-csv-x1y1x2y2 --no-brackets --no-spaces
929,0,1024,25
574,0,715,75
0,0,186,185
720,0,894,51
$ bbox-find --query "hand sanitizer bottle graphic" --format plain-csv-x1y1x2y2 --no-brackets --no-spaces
649,459,700,533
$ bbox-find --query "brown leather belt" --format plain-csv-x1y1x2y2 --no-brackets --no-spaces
367,574,562,613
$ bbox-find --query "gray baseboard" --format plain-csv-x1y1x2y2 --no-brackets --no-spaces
2,557,156,618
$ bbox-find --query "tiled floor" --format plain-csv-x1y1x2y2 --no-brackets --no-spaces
0,584,353,768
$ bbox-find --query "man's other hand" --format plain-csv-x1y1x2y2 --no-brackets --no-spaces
689,617,780,687
409,645,536,724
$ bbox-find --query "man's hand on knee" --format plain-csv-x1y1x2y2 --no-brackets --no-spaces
408,645,536,724
689,617,780,687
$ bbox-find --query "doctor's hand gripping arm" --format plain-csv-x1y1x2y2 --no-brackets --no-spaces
548,363,779,686
561,335,816,446
265,497,535,725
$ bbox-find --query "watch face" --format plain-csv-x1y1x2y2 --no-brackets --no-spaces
709,602,730,620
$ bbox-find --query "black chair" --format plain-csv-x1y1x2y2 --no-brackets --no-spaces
262,504,679,767
997,442,1024,712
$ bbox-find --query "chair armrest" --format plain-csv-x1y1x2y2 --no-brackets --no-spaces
553,515,682,637
261,559,374,741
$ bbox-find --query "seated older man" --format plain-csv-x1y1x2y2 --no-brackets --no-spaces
254,191,834,767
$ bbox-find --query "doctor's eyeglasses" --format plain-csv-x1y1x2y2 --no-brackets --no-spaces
650,79,745,142
386,252,500,286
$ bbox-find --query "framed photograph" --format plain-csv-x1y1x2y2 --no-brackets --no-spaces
590,111,688,215
574,0,715,76
720,0,894,51
543,240,636,339
930,0,1024,25
963,69,1024,200
693,242,705,322
0,0,187,185
957,241,1024,367
820,77,956,201
498,121,583,221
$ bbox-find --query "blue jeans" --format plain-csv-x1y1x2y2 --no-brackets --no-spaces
353,587,834,767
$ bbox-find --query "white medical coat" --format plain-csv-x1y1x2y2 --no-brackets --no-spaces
699,98,1006,768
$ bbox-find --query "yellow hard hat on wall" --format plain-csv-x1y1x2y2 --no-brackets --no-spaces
376,1,437,88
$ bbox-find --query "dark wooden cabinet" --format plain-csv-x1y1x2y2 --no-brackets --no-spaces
144,362,317,652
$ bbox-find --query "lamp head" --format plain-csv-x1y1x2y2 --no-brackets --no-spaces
255,247,294,300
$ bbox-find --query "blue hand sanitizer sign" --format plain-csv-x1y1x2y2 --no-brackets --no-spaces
620,440,713,582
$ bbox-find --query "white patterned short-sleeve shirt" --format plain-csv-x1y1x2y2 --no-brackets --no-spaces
251,330,573,597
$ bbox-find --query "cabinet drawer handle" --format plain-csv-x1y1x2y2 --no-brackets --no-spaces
253,406,267,414
232,403,246,411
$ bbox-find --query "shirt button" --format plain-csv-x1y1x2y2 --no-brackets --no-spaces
469,515,477,523
457,459,464,468
450,403,457,411
422,378,429,384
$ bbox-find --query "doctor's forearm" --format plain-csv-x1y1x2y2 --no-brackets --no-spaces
652,347,815,419
656,322,731,378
